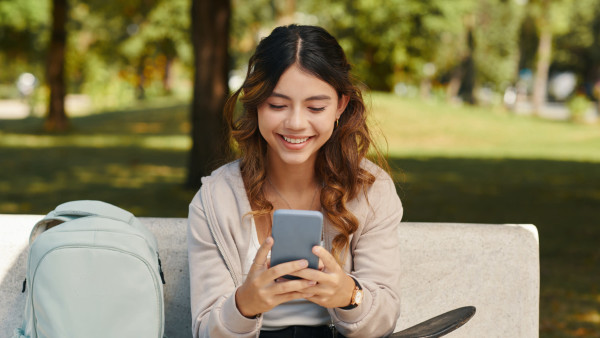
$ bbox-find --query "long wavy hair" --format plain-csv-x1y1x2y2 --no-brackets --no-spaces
224,24,387,265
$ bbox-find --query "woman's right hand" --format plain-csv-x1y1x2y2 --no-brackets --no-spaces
234,236,317,318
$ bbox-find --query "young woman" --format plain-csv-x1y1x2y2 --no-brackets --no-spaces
187,24,403,338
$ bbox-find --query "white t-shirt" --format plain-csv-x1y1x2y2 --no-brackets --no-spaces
242,218,331,330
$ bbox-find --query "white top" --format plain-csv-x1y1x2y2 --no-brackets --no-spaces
242,218,331,330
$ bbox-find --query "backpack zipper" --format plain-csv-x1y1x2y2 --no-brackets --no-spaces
158,255,166,284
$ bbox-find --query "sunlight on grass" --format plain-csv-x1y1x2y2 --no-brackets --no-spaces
130,122,165,133
0,133,191,150
0,202,20,213
369,93,600,162
573,310,600,324
103,164,186,188
69,164,186,189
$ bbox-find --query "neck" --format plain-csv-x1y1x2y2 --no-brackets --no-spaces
266,155,320,210
267,156,317,194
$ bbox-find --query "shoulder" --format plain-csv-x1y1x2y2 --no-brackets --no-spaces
191,160,246,208
200,160,246,194
360,158,395,188
346,158,402,248
343,159,400,216
201,160,243,186
359,158,402,213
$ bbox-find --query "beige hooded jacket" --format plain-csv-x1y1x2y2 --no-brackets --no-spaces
187,160,403,337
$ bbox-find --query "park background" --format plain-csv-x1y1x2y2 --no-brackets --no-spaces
1,0,599,336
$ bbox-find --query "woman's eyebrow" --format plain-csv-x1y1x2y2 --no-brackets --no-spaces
305,95,331,101
270,92,331,102
271,92,291,100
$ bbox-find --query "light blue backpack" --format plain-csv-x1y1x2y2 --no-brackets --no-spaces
15,200,165,338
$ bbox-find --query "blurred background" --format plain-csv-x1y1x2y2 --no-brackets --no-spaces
1,0,599,336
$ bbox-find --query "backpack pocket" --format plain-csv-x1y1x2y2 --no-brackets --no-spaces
31,246,163,338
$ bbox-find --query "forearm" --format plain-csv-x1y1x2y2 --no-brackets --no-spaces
330,279,400,337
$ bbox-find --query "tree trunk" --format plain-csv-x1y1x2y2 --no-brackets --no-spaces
186,0,231,189
532,0,552,116
420,79,431,99
532,28,552,115
446,67,463,102
459,24,476,105
136,55,147,100
45,0,68,132
163,56,174,94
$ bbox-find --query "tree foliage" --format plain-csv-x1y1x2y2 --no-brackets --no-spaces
66,0,191,104
0,0,50,82
1,0,600,105
553,0,600,84
472,0,524,88
300,0,524,97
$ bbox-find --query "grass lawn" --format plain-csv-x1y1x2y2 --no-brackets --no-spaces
1,93,599,337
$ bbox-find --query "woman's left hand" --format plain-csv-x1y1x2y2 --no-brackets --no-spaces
291,246,357,308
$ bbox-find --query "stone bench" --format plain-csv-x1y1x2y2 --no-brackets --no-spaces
0,215,539,337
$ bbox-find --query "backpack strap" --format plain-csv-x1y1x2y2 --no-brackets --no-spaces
54,200,136,224
30,201,159,253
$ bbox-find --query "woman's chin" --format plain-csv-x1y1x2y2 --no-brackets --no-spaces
270,151,316,167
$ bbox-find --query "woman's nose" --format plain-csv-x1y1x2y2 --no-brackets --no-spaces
284,106,306,130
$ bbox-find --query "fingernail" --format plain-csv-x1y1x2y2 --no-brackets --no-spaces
313,246,319,254
307,280,317,286
266,237,273,244
299,259,308,267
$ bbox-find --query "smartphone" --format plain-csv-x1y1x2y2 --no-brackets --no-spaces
270,209,323,279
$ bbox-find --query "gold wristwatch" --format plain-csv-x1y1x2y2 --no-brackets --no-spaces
339,276,363,310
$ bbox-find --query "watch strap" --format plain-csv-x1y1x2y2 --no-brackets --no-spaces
339,276,362,310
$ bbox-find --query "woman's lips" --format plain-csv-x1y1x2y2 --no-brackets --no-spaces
278,134,313,149
282,135,310,144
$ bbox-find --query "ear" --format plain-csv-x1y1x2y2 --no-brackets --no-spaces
336,94,350,119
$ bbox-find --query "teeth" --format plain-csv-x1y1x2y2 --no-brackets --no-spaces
283,136,309,144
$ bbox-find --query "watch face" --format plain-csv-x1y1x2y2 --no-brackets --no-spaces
354,290,363,305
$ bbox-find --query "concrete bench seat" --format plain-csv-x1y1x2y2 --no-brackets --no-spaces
0,215,539,337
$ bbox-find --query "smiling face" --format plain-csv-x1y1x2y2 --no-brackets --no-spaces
257,64,349,171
